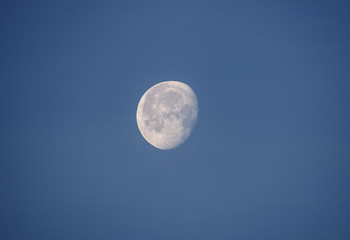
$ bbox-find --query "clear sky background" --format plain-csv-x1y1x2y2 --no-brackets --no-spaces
1,1,350,239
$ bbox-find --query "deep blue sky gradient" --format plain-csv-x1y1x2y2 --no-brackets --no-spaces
1,1,350,239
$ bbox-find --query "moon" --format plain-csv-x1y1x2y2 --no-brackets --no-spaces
136,81,198,150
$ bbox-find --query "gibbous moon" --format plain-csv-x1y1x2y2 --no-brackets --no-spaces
136,81,198,150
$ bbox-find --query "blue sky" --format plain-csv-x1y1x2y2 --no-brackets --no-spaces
1,1,350,239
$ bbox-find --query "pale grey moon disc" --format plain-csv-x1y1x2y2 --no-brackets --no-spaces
136,81,198,150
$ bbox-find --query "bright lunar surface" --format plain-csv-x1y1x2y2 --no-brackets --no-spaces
136,81,198,150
